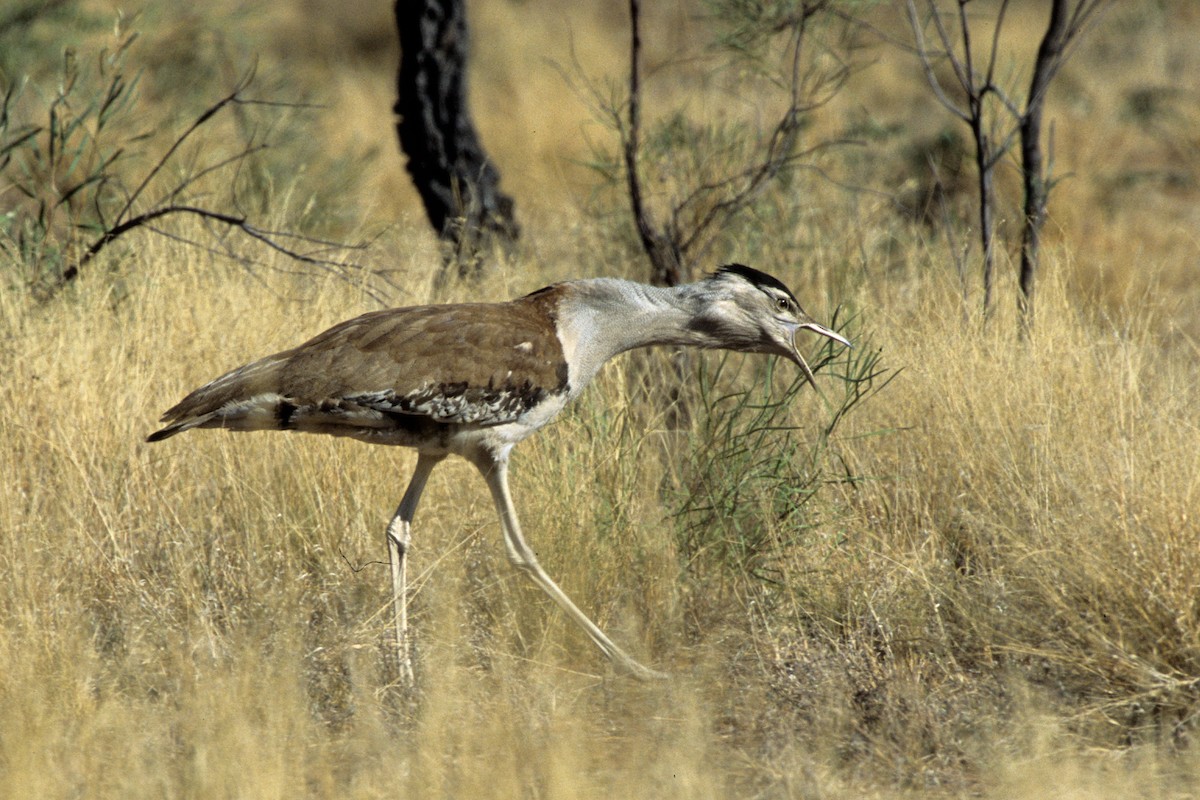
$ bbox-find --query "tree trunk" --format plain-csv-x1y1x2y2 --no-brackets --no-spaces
623,0,685,287
393,0,518,277
1018,0,1070,328
970,111,996,319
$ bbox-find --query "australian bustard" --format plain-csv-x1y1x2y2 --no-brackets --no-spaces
147,264,850,682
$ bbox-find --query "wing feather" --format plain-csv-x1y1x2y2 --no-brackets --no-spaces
147,288,569,441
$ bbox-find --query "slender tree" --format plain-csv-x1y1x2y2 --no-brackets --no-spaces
1018,0,1109,327
622,0,682,287
905,0,1008,317
906,0,1111,326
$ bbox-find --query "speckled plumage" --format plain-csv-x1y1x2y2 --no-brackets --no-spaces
148,286,570,445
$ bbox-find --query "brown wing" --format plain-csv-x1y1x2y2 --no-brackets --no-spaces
147,288,569,441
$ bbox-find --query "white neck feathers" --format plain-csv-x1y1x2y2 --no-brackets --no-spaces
552,278,715,394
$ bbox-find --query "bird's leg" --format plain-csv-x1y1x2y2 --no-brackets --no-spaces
469,447,667,681
386,452,443,686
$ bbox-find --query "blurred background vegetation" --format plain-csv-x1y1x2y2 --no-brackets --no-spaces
1,1,1198,797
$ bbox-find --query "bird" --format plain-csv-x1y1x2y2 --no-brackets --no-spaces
147,263,851,683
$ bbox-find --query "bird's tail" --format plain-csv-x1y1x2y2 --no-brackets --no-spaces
146,356,288,443
146,420,194,442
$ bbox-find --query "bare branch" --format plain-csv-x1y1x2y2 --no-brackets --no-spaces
984,0,1012,91
64,203,377,296
161,142,270,207
904,0,970,122
112,72,251,226
955,1,976,97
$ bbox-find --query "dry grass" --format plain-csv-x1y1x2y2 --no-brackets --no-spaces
3,0,1200,796
3,225,1198,798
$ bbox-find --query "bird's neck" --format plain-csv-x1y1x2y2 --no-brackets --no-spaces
554,278,711,393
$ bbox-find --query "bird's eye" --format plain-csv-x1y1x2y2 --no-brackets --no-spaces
775,297,791,313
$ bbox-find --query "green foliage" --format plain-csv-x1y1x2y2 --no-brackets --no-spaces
674,311,894,584
0,26,146,287
709,0,828,67
0,1,95,84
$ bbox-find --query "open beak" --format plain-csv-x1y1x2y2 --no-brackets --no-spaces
787,321,851,388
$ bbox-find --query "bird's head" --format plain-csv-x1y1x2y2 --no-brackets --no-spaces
689,264,851,386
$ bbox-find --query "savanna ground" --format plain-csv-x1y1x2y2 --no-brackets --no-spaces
2,0,1199,797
